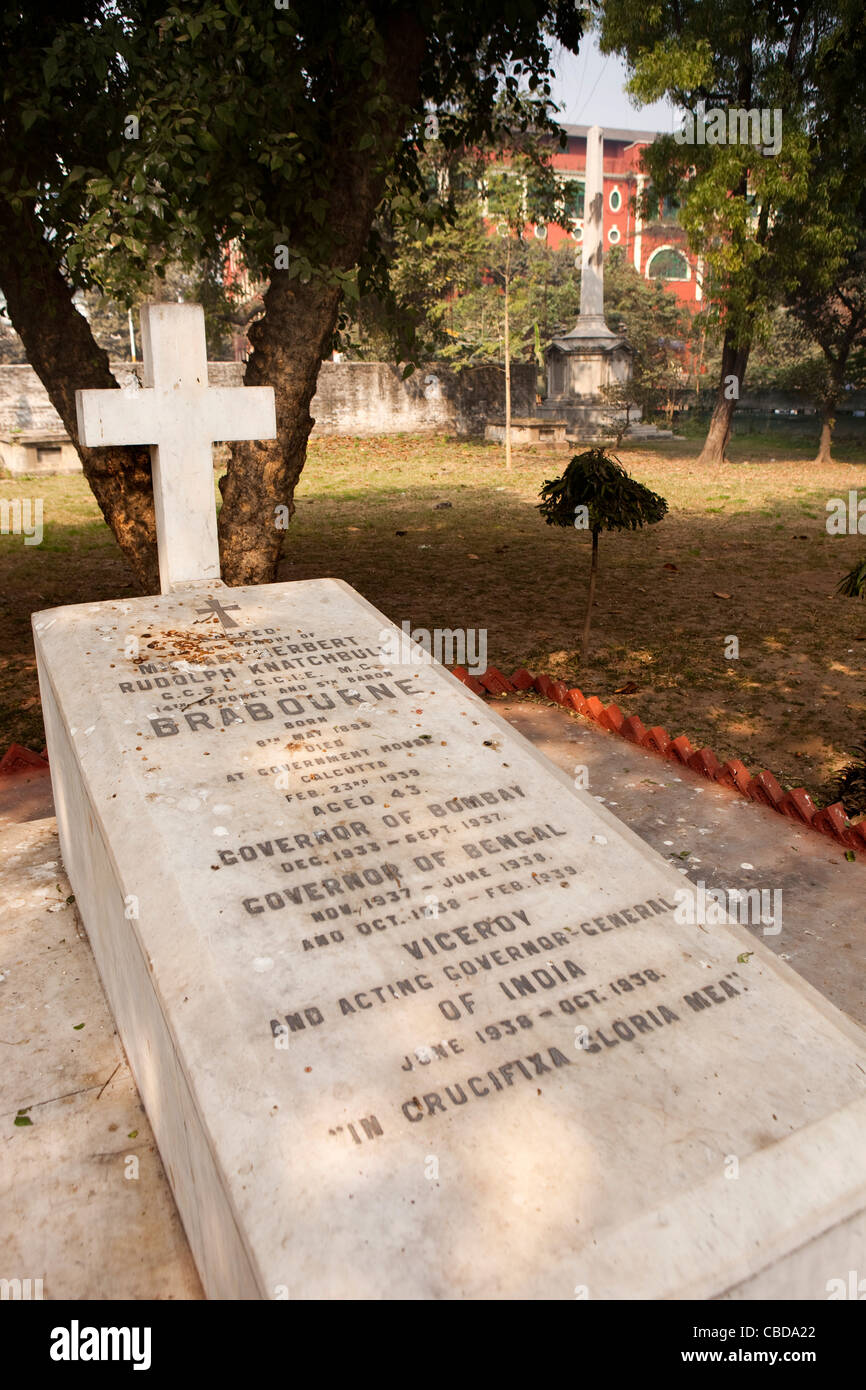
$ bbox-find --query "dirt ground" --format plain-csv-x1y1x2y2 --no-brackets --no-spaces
1,430,864,805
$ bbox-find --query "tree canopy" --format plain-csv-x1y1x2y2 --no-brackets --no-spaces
598,0,866,462
0,1,584,587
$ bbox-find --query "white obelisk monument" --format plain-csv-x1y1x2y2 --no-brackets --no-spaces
544,125,633,424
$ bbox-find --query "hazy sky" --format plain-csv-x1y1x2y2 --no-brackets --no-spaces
548,33,677,134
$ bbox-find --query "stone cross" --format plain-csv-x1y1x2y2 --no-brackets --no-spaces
578,124,606,329
76,303,276,595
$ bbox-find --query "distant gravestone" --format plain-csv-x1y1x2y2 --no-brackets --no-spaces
33,306,866,1299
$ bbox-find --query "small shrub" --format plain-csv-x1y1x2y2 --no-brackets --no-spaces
837,557,866,598
832,741,866,815
537,448,667,655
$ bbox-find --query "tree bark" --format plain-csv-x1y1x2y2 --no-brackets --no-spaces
218,270,343,584
814,343,855,465
1,11,426,594
504,245,512,472
814,408,835,465
0,206,159,592
218,12,426,585
581,527,599,657
696,331,751,466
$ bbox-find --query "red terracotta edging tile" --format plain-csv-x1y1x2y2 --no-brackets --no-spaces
5,666,862,861
0,744,49,777
448,664,864,862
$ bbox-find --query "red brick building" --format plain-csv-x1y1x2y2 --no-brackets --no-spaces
536,124,702,311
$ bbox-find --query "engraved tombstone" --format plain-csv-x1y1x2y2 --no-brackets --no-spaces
32,306,866,1299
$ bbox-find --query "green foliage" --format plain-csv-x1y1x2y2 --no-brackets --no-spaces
599,0,866,354
76,258,254,360
604,247,689,419
341,133,582,365
598,380,639,446
537,448,668,533
1,3,584,306
746,308,824,393
837,557,866,599
345,159,697,376
785,242,866,433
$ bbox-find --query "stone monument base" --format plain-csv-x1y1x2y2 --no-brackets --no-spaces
484,417,569,445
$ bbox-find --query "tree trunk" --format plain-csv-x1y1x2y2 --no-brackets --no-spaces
218,13,426,585
581,528,600,657
814,409,835,465
696,330,750,466
218,270,343,584
504,242,512,472
0,12,426,594
0,205,159,591
814,349,851,465
697,170,763,469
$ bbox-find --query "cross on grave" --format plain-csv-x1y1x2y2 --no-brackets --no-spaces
196,595,241,629
76,303,276,595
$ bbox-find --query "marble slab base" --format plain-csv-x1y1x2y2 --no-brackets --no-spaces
33,577,866,1299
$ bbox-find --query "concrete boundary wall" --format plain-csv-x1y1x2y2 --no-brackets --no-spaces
0,360,536,475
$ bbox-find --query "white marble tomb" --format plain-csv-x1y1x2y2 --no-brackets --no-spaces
32,304,866,1299
32,578,866,1299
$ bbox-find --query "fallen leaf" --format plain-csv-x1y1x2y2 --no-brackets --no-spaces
467,553,480,560
737,951,753,964
663,562,679,571
713,591,732,600
614,681,638,695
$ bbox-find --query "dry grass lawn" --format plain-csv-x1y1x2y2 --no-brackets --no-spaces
1,428,864,805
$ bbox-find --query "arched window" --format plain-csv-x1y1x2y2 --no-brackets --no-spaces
557,176,584,230
646,246,690,281
609,186,622,212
